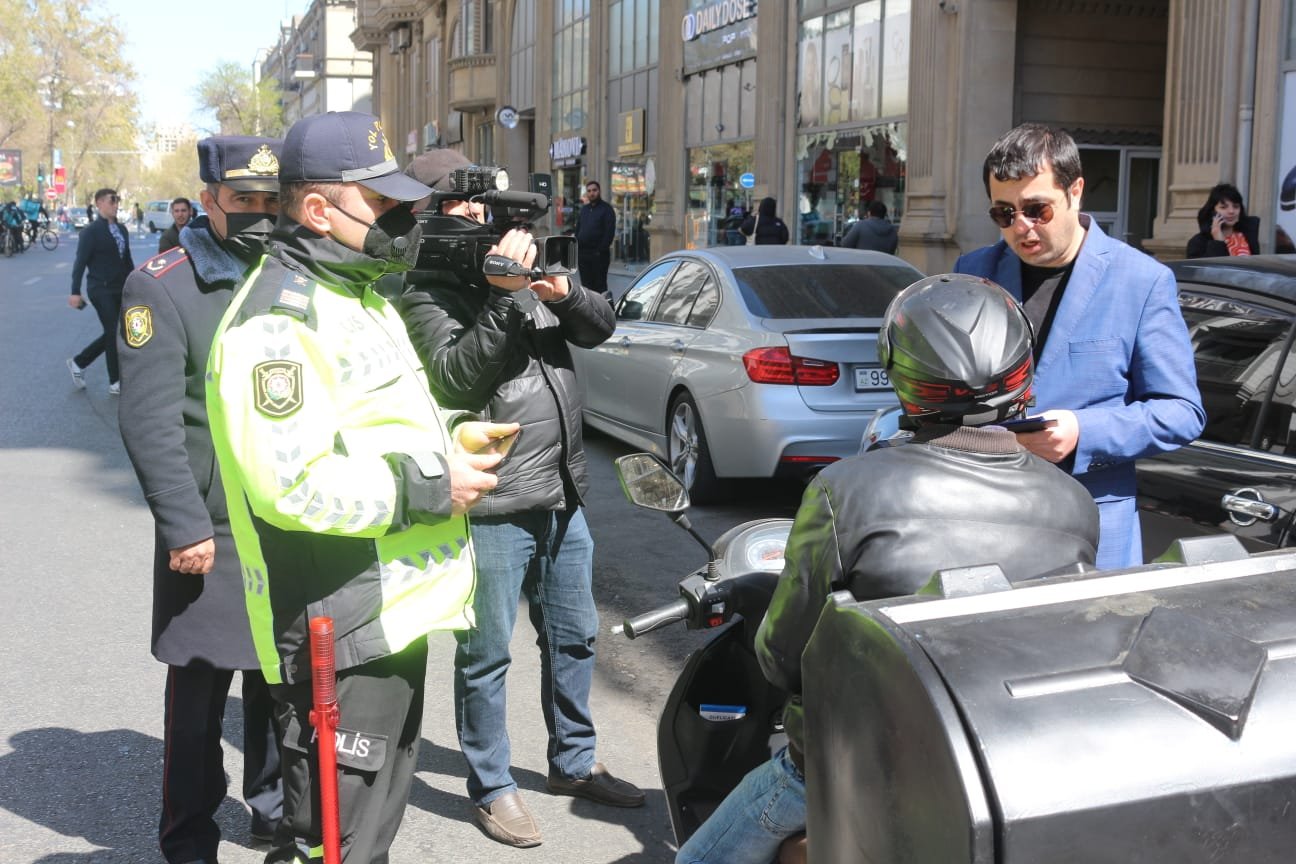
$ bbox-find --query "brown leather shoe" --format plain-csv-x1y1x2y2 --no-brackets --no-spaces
475,791,542,848
546,762,646,808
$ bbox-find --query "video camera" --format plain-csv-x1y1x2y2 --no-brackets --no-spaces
412,165,577,283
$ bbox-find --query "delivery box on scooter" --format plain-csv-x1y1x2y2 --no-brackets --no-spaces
801,535,1296,863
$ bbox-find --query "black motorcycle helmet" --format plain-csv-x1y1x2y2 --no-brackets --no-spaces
878,274,1035,426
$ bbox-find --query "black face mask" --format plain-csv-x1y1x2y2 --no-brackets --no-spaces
332,202,423,273
221,211,277,260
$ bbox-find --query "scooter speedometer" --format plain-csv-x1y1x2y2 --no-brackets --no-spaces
722,521,793,573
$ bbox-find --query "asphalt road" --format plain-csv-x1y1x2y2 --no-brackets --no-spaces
0,233,803,863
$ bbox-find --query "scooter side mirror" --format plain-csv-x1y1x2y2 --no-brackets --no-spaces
615,453,691,514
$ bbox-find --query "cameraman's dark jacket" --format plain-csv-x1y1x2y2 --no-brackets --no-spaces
755,425,1099,770
399,270,614,514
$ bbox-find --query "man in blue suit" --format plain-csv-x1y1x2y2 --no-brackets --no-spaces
955,124,1204,569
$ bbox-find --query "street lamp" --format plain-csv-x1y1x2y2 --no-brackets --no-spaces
252,48,268,136
37,74,63,205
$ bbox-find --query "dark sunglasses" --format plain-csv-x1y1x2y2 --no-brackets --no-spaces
987,201,1053,229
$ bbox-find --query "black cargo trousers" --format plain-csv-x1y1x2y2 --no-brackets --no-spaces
265,639,428,863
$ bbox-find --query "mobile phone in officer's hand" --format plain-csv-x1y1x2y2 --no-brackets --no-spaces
1000,416,1058,433
482,428,522,464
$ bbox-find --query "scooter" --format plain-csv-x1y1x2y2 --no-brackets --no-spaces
612,452,793,846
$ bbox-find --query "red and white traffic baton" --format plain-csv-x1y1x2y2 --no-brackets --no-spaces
309,616,342,864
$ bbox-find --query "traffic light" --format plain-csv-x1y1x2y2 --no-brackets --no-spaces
36,163,45,184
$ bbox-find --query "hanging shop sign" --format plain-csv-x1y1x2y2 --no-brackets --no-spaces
549,136,587,167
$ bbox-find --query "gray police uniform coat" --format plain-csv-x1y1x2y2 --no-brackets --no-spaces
117,219,260,669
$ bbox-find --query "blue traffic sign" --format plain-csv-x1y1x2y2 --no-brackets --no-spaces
739,172,755,189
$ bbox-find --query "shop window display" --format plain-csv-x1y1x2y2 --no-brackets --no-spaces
796,0,910,246
795,123,905,246
610,162,653,266
685,142,756,249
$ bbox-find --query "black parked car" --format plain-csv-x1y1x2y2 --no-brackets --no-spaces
1138,254,1296,559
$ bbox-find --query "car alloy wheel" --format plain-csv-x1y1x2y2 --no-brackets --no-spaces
667,392,720,503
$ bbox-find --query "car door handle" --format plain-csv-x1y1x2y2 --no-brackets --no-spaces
1221,491,1278,523
671,339,686,354
619,336,631,348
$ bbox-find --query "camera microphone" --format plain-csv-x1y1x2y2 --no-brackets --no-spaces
480,189,549,211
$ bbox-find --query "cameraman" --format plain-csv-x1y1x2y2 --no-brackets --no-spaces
398,150,639,850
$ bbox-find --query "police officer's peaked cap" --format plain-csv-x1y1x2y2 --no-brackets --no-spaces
279,111,432,203
197,136,283,192
404,148,472,192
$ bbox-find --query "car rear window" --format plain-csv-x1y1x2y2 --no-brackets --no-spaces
733,264,915,319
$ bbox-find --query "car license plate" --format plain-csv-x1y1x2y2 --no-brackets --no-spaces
854,366,890,391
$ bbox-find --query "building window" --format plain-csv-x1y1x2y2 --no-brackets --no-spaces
798,0,909,128
426,36,441,121
510,0,536,110
455,0,494,57
551,0,590,135
476,122,494,164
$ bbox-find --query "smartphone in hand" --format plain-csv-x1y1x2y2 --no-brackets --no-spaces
1000,416,1058,433
483,428,523,464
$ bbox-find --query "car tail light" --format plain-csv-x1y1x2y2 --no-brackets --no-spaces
743,347,840,386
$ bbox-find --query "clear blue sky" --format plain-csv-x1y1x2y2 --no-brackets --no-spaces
97,0,311,131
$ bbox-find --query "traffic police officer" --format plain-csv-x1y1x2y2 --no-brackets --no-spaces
117,135,286,864
204,111,509,863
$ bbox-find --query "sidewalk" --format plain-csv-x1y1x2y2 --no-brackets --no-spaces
607,267,638,301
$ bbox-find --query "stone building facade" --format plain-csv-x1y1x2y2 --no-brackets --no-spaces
263,0,375,126
350,0,1294,273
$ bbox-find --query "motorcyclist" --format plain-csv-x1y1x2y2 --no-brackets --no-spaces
2,201,25,251
675,273,1100,864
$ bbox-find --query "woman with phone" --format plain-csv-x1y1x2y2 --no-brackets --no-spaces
1186,183,1260,258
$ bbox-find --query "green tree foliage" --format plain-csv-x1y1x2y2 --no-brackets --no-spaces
195,62,285,137
0,0,139,204
138,135,204,205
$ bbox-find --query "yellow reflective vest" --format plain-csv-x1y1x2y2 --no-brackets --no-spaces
206,255,475,684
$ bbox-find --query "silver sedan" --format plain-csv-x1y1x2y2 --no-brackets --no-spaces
573,245,922,500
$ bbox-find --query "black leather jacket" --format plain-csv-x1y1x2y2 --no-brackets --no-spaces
756,425,1099,768
399,269,614,515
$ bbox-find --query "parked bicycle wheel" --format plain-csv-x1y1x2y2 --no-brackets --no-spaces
40,229,58,250
2,232,13,258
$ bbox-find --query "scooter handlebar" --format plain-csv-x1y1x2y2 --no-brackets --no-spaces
618,597,691,639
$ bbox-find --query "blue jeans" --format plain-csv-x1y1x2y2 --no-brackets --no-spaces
455,508,599,806
675,745,806,864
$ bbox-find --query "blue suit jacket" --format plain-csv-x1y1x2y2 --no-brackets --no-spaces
954,217,1205,568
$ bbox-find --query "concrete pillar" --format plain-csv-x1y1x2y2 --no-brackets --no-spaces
649,0,685,258
898,0,1016,273
1144,0,1241,259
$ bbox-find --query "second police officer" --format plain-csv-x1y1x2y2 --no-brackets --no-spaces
117,136,286,864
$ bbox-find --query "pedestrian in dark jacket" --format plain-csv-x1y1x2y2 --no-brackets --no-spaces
840,200,898,253
1185,182,1261,258
399,148,643,851
67,187,133,394
741,196,790,245
575,179,616,295
155,197,193,254
117,136,285,864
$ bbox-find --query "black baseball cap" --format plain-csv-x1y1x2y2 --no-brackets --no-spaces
197,136,283,192
279,111,432,202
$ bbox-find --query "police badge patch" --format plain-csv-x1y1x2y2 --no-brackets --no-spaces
252,360,303,418
123,305,153,348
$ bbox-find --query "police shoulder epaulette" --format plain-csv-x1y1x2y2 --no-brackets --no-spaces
271,270,316,320
139,247,190,278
